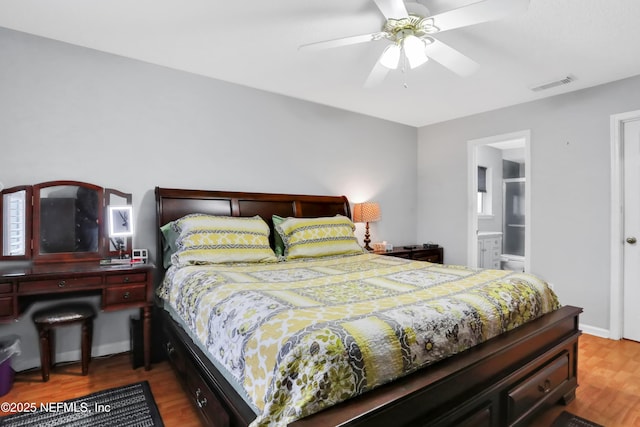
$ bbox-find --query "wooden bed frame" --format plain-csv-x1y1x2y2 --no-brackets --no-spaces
154,186,582,427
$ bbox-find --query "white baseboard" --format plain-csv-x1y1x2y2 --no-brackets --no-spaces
580,323,610,339
13,340,131,372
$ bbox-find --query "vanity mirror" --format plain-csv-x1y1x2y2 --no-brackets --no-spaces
33,181,103,262
0,180,132,263
1,186,32,259
105,188,133,259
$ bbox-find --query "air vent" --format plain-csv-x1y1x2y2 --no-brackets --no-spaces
529,75,576,92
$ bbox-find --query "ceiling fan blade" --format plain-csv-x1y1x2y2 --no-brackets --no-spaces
428,0,529,33
424,38,479,77
299,32,387,51
405,1,429,16
373,0,409,20
364,56,391,88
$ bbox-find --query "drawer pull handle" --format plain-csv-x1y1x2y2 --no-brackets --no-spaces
58,280,66,288
123,277,130,283
123,292,130,299
166,342,175,357
538,379,552,394
195,388,208,408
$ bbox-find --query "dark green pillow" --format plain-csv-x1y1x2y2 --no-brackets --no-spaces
272,215,287,257
160,221,180,268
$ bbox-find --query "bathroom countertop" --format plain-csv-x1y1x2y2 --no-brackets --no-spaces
478,231,503,236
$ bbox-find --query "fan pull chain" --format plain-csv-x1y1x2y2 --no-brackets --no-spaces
401,46,408,88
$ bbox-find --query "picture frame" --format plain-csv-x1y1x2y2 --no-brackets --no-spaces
108,205,134,237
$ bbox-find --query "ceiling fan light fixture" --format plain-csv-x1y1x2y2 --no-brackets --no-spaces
402,35,428,69
379,44,401,69
300,0,528,87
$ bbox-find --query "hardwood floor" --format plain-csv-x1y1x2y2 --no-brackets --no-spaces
1,352,202,426
528,333,640,427
1,333,638,426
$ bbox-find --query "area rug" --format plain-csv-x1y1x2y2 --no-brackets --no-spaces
0,381,163,426
551,410,604,427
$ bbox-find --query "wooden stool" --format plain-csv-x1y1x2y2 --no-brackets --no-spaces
32,303,96,382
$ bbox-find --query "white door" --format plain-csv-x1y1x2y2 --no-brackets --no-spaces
623,118,640,341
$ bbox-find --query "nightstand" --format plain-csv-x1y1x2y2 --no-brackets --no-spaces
375,245,444,264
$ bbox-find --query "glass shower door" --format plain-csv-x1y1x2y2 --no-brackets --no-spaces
503,179,525,256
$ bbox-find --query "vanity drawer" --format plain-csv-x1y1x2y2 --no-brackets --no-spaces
0,282,12,294
18,275,102,293
507,352,570,422
105,272,147,285
104,284,147,307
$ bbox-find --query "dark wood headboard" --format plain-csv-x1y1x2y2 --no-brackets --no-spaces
155,187,351,270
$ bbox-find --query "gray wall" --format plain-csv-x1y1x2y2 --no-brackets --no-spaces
0,27,417,370
417,74,640,332
4,23,638,368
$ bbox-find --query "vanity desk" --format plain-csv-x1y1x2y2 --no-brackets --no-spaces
0,261,154,370
0,180,153,370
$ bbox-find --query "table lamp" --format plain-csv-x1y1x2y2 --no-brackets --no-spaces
353,202,381,251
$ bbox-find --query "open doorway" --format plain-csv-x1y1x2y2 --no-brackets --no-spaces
467,130,531,272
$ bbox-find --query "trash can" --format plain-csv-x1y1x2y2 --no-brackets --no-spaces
0,335,21,396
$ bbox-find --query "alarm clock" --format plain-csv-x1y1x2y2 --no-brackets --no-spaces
132,248,148,264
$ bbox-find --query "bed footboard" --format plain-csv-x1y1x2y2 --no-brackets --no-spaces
161,305,582,427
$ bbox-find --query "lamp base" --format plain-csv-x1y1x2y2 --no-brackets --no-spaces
363,222,373,251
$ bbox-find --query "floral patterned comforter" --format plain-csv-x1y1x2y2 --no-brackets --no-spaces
158,253,560,426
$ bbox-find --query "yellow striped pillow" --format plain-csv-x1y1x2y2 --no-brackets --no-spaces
171,214,277,265
275,215,364,260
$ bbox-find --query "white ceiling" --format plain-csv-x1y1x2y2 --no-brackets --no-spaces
1,0,640,127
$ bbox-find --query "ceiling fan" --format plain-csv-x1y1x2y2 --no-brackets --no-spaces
299,0,530,87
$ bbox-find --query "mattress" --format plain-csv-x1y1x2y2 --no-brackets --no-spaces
157,253,560,426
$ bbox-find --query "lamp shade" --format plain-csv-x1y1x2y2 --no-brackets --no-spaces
380,44,401,70
403,35,428,69
353,202,381,223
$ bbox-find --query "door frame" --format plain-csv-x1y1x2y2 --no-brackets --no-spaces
467,130,531,269
609,109,640,340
